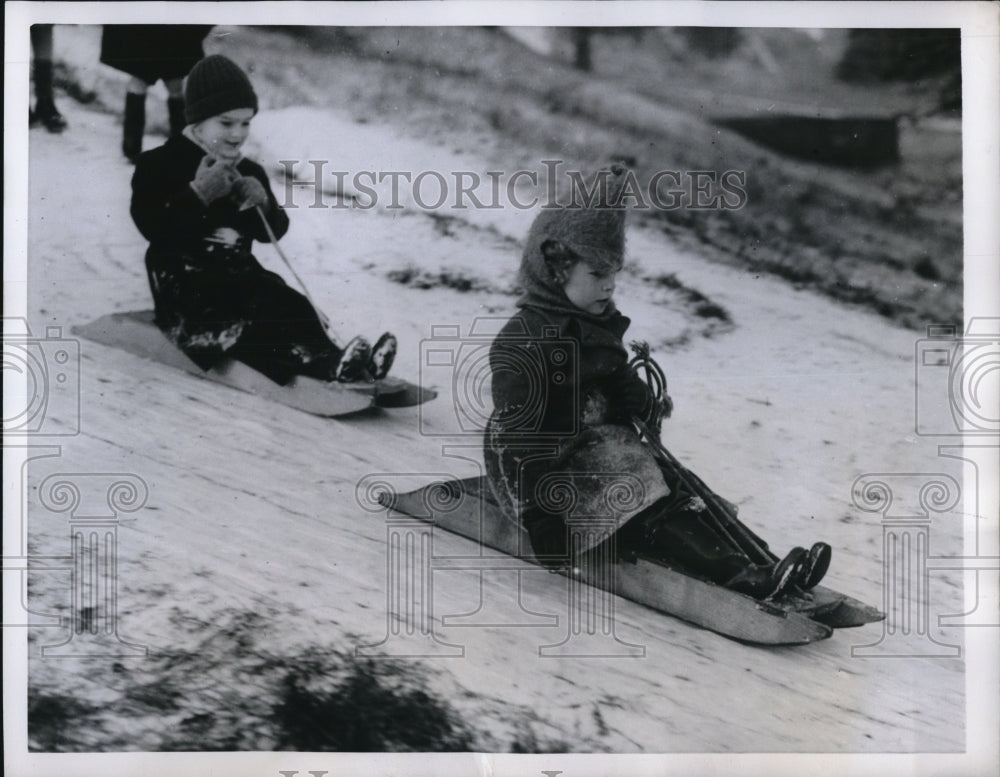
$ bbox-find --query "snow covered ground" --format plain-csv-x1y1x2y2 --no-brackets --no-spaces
8,17,996,775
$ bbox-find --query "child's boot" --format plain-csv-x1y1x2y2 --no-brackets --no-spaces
167,96,187,138
797,542,832,590
368,332,397,379
724,546,805,599
123,92,146,162
335,336,372,382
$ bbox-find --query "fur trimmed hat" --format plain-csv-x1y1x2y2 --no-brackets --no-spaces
522,164,628,274
184,54,258,125
517,164,629,304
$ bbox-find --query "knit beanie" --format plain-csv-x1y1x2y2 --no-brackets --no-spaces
184,54,258,125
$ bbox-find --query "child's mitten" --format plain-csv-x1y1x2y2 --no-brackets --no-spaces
190,156,238,205
231,176,269,212
613,369,656,424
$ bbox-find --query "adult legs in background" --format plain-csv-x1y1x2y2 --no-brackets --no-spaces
164,77,187,139
30,25,67,133
123,76,188,162
122,76,150,162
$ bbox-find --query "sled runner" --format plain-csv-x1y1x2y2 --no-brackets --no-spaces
381,476,884,646
73,311,436,416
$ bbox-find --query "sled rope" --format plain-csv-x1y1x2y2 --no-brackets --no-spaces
628,342,778,566
254,206,337,342
627,340,668,434
192,142,339,341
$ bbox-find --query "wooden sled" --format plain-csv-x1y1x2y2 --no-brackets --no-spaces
73,311,436,418
381,476,884,647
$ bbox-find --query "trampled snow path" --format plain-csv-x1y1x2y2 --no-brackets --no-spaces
21,94,966,752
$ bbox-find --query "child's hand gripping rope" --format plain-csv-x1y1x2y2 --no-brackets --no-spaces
189,154,239,205
233,176,269,212
194,150,335,338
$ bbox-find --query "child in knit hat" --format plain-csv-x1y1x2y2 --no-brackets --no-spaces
130,54,395,385
483,164,830,599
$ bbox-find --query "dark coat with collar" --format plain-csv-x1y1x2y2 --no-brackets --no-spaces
484,170,780,570
483,249,670,553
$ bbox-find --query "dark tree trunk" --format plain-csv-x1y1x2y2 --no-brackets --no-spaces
572,28,592,72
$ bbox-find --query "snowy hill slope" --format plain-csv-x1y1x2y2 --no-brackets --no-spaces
19,27,970,755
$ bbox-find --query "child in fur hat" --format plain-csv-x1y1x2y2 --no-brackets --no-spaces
130,54,395,385
483,164,829,599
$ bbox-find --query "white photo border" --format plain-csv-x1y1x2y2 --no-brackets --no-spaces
4,2,998,776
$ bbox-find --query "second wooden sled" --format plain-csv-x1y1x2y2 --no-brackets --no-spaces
73,310,436,417
381,476,884,647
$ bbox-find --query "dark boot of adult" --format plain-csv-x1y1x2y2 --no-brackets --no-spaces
167,96,187,138
164,77,187,139
122,85,147,162
30,25,67,133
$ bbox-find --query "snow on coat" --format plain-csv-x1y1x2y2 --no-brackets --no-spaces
485,165,671,551
483,303,671,551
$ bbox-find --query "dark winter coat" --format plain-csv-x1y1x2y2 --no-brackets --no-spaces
485,166,782,570
101,25,212,84
484,179,671,552
483,299,671,552
131,134,337,384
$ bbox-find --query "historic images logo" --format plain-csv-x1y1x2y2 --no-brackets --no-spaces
277,159,748,212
